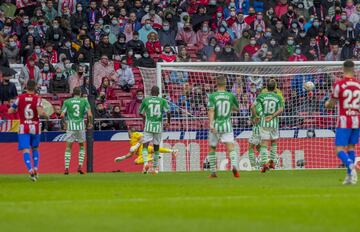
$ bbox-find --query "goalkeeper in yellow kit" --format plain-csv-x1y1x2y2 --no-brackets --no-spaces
114,128,178,164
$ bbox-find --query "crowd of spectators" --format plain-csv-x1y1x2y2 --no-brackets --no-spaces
0,0,357,131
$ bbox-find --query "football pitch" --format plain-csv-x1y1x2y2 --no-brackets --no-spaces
1,170,359,232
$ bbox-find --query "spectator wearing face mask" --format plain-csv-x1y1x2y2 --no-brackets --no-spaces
231,12,249,39
200,37,218,61
241,37,260,57
111,105,127,130
345,0,356,17
94,55,117,88
218,42,237,62
272,21,288,45
225,6,238,28
195,22,214,50
42,43,58,64
325,44,342,61
87,1,101,27
95,35,114,60
214,25,231,47
158,21,177,46
251,12,266,33
2,37,19,64
78,37,95,62
45,19,63,46
136,51,156,68
122,12,141,41
349,3,360,26
327,22,343,45
127,32,146,55
126,90,144,117
69,65,85,93
117,59,135,92
279,36,296,60
176,22,197,46
49,68,69,93
252,43,269,62
141,7,162,27
95,103,113,130
113,33,127,56
40,62,54,92
70,3,87,34
341,39,355,60
58,40,77,63
288,45,307,61
97,76,115,101
19,57,41,89
138,19,158,44
244,7,256,25
146,32,162,55
267,38,281,61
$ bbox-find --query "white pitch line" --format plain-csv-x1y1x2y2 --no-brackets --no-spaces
0,194,347,207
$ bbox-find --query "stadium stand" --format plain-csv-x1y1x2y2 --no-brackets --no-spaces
0,0,358,131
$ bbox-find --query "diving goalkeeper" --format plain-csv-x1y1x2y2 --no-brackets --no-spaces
114,128,178,164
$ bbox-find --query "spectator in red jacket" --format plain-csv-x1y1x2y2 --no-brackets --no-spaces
47,105,64,131
274,0,289,18
97,76,116,101
241,37,260,57
158,45,177,62
126,89,144,117
146,32,162,55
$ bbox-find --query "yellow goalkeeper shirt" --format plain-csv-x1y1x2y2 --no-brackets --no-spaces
261,87,285,103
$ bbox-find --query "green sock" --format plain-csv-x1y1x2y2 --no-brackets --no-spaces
248,147,256,167
79,146,85,167
153,151,160,169
208,151,216,173
65,149,71,169
270,143,277,163
229,150,238,169
260,145,268,165
142,147,149,165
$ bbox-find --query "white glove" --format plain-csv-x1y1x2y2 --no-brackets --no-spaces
130,143,141,152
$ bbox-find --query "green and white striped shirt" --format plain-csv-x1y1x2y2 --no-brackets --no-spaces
254,92,284,129
62,97,90,131
139,96,169,133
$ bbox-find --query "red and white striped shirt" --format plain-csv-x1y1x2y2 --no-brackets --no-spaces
331,76,360,128
14,93,42,134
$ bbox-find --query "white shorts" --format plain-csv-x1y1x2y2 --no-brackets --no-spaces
66,130,86,143
143,132,162,145
259,127,279,141
248,132,261,145
208,132,234,147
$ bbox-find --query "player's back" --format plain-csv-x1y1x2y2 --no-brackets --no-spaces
17,93,41,134
140,96,169,133
63,97,90,130
256,92,283,128
208,91,238,133
332,77,360,128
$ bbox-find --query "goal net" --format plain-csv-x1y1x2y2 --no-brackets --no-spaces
139,61,360,172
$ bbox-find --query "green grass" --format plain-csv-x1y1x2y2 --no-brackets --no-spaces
0,170,360,232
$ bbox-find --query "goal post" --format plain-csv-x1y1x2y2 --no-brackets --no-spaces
139,61,360,172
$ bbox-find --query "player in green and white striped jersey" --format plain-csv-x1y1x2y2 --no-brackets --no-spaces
139,86,170,174
248,103,263,169
251,79,284,173
61,87,93,175
207,75,240,178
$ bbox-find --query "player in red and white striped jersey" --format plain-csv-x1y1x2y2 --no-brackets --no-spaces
326,60,359,185
8,80,48,181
